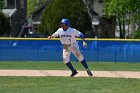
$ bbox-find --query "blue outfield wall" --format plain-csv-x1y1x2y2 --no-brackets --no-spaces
0,38,140,62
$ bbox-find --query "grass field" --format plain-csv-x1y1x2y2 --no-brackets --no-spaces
0,76,140,93
0,61,140,93
0,61,140,71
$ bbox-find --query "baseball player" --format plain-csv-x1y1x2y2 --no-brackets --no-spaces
48,19,93,77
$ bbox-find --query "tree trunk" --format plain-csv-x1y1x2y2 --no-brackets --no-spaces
118,17,123,38
128,13,137,38
98,17,115,38
122,15,125,38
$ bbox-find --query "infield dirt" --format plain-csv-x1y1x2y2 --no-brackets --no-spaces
0,70,140,79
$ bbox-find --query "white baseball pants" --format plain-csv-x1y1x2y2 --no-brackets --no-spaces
63,43,84,64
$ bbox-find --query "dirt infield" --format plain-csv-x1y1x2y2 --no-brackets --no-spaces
0,70,140,79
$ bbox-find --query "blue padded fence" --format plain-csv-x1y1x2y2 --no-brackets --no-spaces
0,38,140,62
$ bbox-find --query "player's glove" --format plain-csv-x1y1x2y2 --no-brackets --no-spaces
83,41,87,48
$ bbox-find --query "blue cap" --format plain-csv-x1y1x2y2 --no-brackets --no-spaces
60,19,70,26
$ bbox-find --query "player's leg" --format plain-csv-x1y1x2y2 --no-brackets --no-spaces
63,48,78,77
71,44,93,76
71,43,89,69
81,59,93,76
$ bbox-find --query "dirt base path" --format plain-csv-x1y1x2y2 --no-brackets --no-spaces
0,70,140,79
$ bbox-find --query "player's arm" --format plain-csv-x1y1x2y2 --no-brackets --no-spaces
48,31,59,40
73,29,87,48
79,33,87,48
48,35,55,40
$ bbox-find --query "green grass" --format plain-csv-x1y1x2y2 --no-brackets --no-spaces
0,61,140,71
0,76,140,93
0,61,140,93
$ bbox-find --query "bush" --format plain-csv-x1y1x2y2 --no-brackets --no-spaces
0,12,10,36
39,0,92,35
132,28,140,39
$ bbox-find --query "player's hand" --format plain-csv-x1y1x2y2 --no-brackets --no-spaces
83,42,87,48
48,36,52,40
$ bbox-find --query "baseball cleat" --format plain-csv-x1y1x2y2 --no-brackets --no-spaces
87,70,93,76
70,70,78,77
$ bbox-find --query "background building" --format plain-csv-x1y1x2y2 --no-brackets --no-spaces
2,0,27,37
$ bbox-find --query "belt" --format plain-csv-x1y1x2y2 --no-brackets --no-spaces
64,44,71,46
63,42,75,46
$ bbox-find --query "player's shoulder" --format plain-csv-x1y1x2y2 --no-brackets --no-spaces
68,27,77,31
57,28,63,32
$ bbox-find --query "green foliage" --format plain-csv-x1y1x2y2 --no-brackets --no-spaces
0,0,3,11
104,0,140,38
132,29,140,39
27,0,47,16
132,14,140,38
0,12,10,35
104,0,140,17
104,0,125,17
39,0,92,35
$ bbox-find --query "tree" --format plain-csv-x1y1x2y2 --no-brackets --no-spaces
0,0,3,12
27,0,47,17
39,0,92,35
0,12,10,36
104,0,140,38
